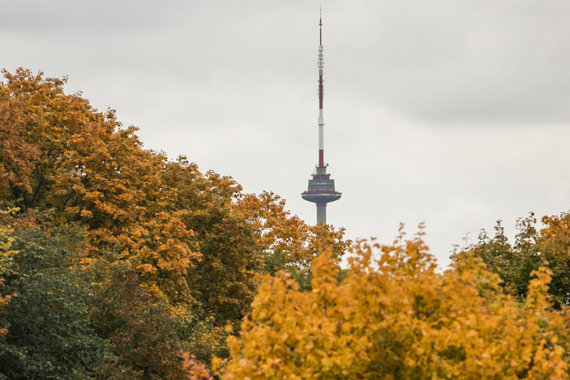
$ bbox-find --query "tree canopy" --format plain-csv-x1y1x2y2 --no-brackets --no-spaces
456,212,570,308
217,230,569,379
0,68,348,378
1,68,569,378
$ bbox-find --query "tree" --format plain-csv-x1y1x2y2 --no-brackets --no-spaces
217,228,568,379
91,269,189,380
233,191,350,292
459,212,570,307
0,68,352,374
161,159,350,327
536,212,570,307
0,68,200,306
0,227,107,380
160,157,263,326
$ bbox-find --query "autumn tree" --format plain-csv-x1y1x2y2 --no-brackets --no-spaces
160,158,262,325
0,69,200,307
0,69,346,319
535,212,570,307
460,212,570,307
5,67,570,379
0,68,351,374
160,159,350,326
217,229,568,379
234,191,350,292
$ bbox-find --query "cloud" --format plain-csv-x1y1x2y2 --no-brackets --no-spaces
5,1,570,127
3,0,570,267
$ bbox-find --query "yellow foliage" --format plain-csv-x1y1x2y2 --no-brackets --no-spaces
235,191,350,269
0,208,18,273
218,229,569,379
0,208,17,336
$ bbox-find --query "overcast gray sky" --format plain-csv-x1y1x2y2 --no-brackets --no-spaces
3,0,570,267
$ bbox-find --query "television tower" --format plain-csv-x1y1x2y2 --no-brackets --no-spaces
302,12,341,224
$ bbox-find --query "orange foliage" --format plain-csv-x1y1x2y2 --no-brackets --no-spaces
0,68,349,333
0,69,200,304
235,191,350,270
181,352,214,380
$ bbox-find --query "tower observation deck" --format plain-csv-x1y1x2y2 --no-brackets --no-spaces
301,12,341,224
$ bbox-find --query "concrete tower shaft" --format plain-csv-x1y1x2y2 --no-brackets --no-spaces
301,11,341,225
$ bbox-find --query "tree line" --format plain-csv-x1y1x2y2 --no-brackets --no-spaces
0,69,569,378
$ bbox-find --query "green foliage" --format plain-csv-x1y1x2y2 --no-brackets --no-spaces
458,212,570,307
0,228,107,380
91,269,187,380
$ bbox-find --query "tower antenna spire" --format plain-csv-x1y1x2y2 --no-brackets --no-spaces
302,10,342,225
317,9,324,167
319,6,322,46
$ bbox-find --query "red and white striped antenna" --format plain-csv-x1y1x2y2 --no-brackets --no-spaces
318,7,325,168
